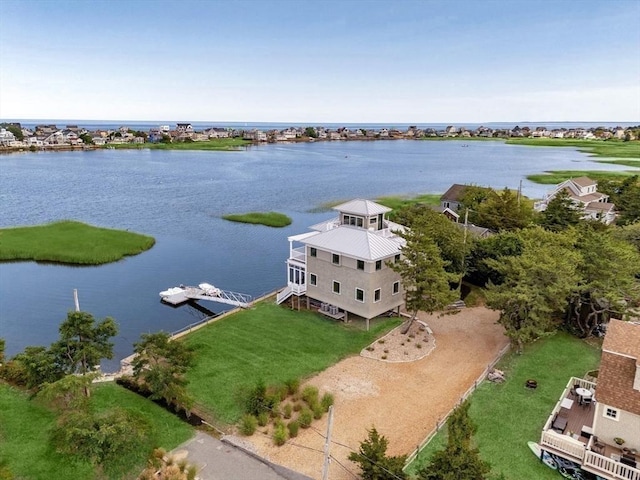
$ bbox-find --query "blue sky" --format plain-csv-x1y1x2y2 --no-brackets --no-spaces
1,0,639,123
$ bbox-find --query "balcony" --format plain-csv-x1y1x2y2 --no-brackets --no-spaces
288,246,306,265
540,377,640,480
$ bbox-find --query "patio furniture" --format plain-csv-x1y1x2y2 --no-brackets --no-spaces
552,414,568,433
621,453,637,468
561,398,574,409
581,396,592,408
592,436,605,454
581,425,593,439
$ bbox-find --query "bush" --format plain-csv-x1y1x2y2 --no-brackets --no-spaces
284,378,300,396
287,420,300,438
273,421,288,446
301,385,319,406
320,393,334,412
257,412,269,427
312,402,324,420
293,403,302,412
298,408,313,428
239,414,258,436
283,403,293,419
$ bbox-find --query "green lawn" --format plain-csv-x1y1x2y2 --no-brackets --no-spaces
0,382,193,480
183,301,401,423
222,211,292,227
376,193,442,211
405,332,601,480
0,220,155,265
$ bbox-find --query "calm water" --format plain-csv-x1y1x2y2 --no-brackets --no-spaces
0,140,632,370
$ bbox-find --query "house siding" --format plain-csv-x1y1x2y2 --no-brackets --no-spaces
593,403,640,452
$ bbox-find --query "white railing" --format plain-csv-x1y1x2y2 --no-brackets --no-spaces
584,450,640,480
540,430,586,460
276,286,292,304
290,247,306,263
291,284,306,295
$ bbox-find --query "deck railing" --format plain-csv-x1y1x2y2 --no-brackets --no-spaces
540,429,586,460
584,450,640,480
289,247,306,263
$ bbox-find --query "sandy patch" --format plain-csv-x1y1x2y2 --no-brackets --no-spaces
245,307,509,480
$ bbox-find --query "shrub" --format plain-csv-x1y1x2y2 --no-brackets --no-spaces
293,403,302,412
312,402,324,420
384,349,389,354
382,355,387,360
287,420,300,438
283,403,293,419
244,380,268,416
284,378,300,396
239,414,258,436
257,412,269,427
321,393,334,412
378,339,385,344
302,385,319,406
416,343,422,349
298,408,313,428
273,421,288,446
366,346,375,351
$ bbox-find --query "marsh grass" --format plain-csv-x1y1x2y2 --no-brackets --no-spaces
222,212,292,227
183,301,400,423
527,170,636,184
376,194,442,211
505,138,640,159
405,332,600,479
108,138,250,151
0,220,155,265
0,382,192,480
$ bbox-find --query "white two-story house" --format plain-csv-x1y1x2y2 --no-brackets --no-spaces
277,199,406,330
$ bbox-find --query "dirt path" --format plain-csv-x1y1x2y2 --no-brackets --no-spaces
249,307,509,480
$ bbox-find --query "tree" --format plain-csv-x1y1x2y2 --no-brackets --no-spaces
0,123,23,141
538,189,583,232
417,400,490,480
599,175,640,225
348,427,407,480
472,188,534,231
466,232,523,287
0,338,4,364
10,345,65,388
304,126,318,138
485,227,580,352
52,311,117,376
79,132,94,145
132,332,195,412
613,221,640,253
37,374,93,413
388,213,458,333
568,227,640,337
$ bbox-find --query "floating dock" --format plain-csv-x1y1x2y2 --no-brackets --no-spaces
160,283,252,309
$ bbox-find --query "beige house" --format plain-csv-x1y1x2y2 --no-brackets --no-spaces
535,176,616,224
538,320,640,479
277,199,405,329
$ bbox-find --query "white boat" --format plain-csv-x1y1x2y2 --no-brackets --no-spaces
199,283,221,297
159,286,184,297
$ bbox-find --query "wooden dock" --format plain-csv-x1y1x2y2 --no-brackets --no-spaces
160,285,252,309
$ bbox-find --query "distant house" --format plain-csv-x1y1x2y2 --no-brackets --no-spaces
0,128,16,145
277,199,406,330
431,205,460,223
538,319,640,480
535,176,616,225
176,123,194,133
439,183,492,211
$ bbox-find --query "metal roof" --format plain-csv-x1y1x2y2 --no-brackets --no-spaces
300,225,405,261
333,199,391,216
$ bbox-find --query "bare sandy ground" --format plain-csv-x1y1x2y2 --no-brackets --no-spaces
248,307,509,480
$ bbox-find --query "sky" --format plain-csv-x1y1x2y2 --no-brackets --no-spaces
1,0,639,123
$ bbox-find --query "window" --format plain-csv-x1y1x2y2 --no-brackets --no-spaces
309,273,317,286
395,254,401,263
357,260,365,270
355,288,364,302
369,217,377,224
310,247,317,257
392,281,400,295
375,260,382,271
344,215,364,227
332,253,340,265
604,407,619,421
374,288,381,302
333,281,341,294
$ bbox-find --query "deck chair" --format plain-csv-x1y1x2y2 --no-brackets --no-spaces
592,437,605,455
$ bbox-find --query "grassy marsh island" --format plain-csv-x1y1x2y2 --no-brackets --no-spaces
222,211,292,227
108,138,250,151
0,220,155,265
376,193,442,210
505,137,640,160
527,170,638,185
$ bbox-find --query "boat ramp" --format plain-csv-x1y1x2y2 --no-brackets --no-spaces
160,283,252,309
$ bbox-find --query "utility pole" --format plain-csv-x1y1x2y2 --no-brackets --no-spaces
322,405,334,480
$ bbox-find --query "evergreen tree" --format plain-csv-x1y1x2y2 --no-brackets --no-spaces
538,189,582,231
348,427,407,480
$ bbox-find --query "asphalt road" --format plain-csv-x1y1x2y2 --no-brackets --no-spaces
169,431,314,480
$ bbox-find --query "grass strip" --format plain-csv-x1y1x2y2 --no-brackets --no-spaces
506,138,640,159
0,382,193,480
376,193,442,211
405,332,600,479
184,301,401,423
107,138,250,151
0,220,155,265
222,212,292,227
527,170,637,184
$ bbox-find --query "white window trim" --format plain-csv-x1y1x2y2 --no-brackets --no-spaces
357,260,365,271
374,288,381,303
309,273,317,286
355,288,365,303
332,253,340,265
392,281,400,295
332,280,341,295
603,406,619,421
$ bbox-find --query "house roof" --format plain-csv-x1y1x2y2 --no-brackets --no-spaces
333,199,391,216
571,176,597,188
440,184,469,202
584,202,615,213
597,320,640,416
301,225,404,261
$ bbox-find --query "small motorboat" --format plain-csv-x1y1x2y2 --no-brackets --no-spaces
159,286,184,297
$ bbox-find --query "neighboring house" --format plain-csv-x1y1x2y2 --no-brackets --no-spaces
534,176,616,225
431,205,460,223
0,128,16,145
277,199,406,330
538,320,640,480
176,123,194,133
